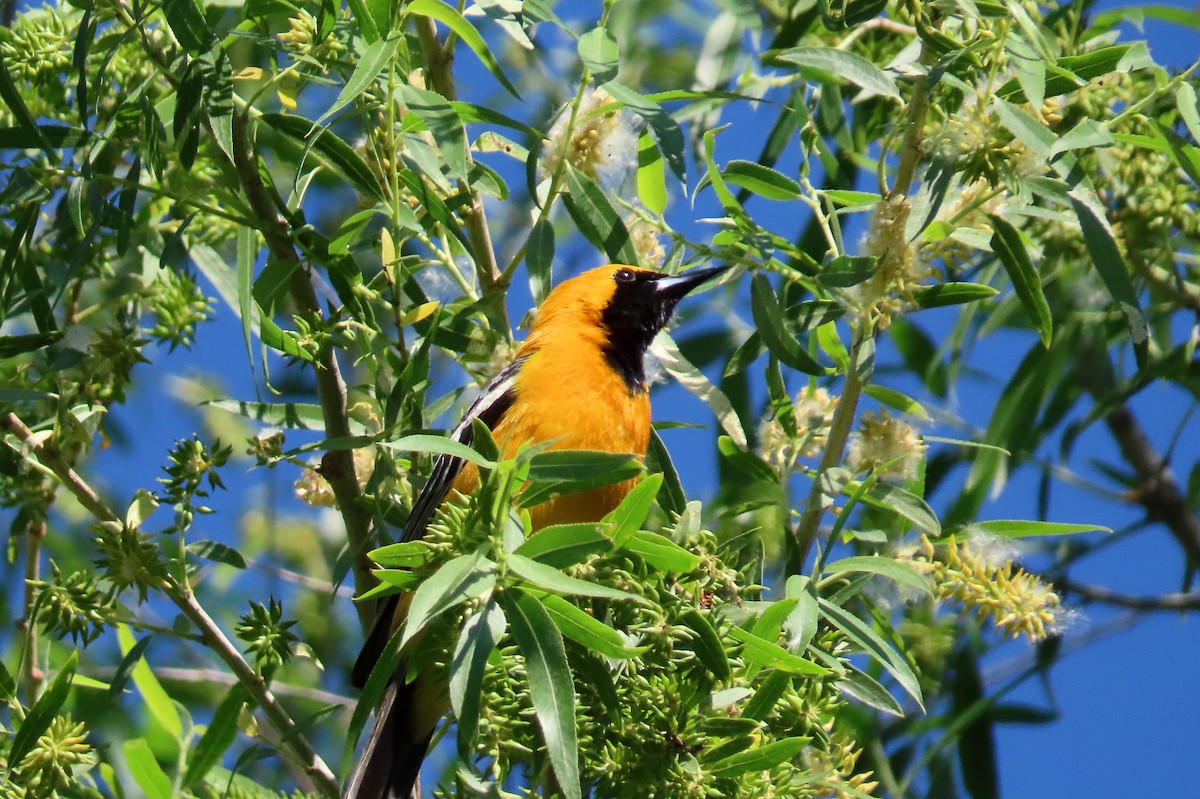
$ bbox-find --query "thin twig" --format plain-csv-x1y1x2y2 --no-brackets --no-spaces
1,412,341,798
1058,580,1200,611
21,517,46,704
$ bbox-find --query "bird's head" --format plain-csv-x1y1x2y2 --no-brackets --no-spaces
527,263,729,392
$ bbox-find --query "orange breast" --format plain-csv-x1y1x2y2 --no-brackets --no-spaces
452,328,650,531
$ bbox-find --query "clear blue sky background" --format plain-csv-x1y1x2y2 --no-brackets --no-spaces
5,2,1199,797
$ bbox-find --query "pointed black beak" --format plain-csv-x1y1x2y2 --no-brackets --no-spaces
652,264,731,302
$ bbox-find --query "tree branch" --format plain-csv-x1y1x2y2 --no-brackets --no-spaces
1,412,341,798
1059,580,1200,611
228,110,375,623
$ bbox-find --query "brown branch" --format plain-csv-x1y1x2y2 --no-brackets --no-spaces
95,665,356,708
228,110,375,623
413,15,506,313
1104,403,1200,567
1,412,341,798
1059,580,1200,611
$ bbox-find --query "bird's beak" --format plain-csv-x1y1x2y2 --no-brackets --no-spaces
652,264,731,302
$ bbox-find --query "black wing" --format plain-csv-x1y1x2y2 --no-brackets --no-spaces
352,357,523,688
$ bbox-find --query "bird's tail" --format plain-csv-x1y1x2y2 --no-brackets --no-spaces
343,676,433,799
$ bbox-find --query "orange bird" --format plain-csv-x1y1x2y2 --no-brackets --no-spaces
344,263,728,799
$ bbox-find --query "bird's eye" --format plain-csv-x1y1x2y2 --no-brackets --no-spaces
613,268,636,283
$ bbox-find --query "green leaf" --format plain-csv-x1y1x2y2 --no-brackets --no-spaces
541,595,645,659
185,686,247,787
819,598,923,709
972,519,1111,538
646,429,686,517
401,550,497,649
501,589,581,799
208,399,334,431
621,529,703,572
822,555,932,596
720,160,801,200
163,0,213,53
519,453,644,509
381,433,497,469
0,52,54,159
708,736,812,777
450,597,505,752
0,659,13,700
1177,82,1200,144
10,206,55,334
397,84,469,182
527,217,555,304
1047,118,1114,160
678,609,730,681
186,540,247,569
117,625,183,740
862,384,929,419
407,0,521,98
578,26,619,84
770,47,900,99
124,738,172,799
989,214,1052,347
261,114,385,201
1069,191,1147,360
369,540,437,569
862,482,941,536
9,652,77,767
508,553,646,603
750,274,826,375
602,473,663,545
838,664,903,716
727,626,829,675
602,82,688,188
315,35,400,127
994,98,1055,160
636,133,667,216
515,523,612,567
562,164,639,265
652,332,747,448
910,282,998,309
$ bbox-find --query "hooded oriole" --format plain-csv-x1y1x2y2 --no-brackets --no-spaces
344,263,729,799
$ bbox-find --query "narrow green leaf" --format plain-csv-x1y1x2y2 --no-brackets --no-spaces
163,0,212,53
106,634,152,703
602,82,687,188
450,597,505,752
407,0,521,98
726,626,829,675
381,433,497,469
0,660,13,700
542,595,645,659
708,736,812,777
1047,118,1114,160
652,332,748,448
185,686,247,786
578,26,619,84
401,550,497,649
636,133,667,216
397,84,469,182
1177,82,1200,143
562,164,639,264
743,671,789,720
261,114,385,201
1069,191,1147,358
527,217,555,304
646,429,686,517
508,553,645,603
124,738,172,799
701,126,741,212
515,523,611,567
989,214,1052,347
819,598,923,709
863,481,941,536
369,540,437,569
838,664,903,716
972,519,1111,537
602,473,663,545
186,540,247,569
11,206,55,334
502,589,581,799
771,46,900,99
117,625,183,740
721,160,800,200
822,555,932,596
994,98,1055,160
750,274,826,375
9,652,77,767
678,609,730,681
315,35,400,127
862,384,929,419
0,52,53,157
910,282,998,309
621,529,703,572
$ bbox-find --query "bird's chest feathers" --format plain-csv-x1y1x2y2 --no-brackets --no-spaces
502,335,651,456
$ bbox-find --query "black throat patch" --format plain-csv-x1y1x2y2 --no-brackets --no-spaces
599,274,676,395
